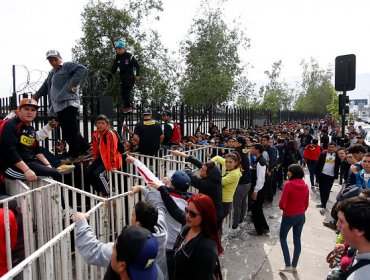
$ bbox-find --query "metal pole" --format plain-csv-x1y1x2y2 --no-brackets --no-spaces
12,65,17,109
341,90,347,135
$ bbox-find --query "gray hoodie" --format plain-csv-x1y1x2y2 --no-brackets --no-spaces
75,187,168,280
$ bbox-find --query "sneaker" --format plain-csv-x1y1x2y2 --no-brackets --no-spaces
279,266,297,273
263,228,270,234
229,227,240,237
57,164,75,174
57,164,74,170
320,208,327,215
248,229,263,236
323,220,337,230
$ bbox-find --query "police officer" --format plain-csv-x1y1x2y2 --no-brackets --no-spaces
133,109,164,156
107,40,141,113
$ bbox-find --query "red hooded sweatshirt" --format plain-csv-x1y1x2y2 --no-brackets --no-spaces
279,179,309,216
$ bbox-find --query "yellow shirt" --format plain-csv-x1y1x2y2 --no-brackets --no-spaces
212,156,242,203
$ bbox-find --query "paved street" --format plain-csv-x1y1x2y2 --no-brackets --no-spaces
221,171,340,279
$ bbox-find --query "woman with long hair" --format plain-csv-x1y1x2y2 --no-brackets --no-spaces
212,153,242,223
149,182,223,280
278,164,309,273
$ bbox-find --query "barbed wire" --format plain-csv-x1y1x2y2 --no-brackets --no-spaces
10,65,117,98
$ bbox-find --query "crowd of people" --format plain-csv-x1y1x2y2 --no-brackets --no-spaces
1,45,370,279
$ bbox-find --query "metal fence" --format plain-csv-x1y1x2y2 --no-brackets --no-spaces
0,146,236,279
0,92,322,150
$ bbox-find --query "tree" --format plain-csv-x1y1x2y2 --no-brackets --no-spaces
259,61,295,120
295,58,335,115
179,0,250,107
72,0,179,106
327,90,340,120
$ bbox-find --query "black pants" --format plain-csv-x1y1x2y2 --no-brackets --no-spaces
265,173,274,202
250,188,269,234
318,173,335,208
85,157,110,196
276,165,284,189
166,250,175,280
4,161,62,182
57,106,89,158
120,81,134,108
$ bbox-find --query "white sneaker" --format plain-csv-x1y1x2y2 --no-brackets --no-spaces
229,227,240,237
279,266,297,273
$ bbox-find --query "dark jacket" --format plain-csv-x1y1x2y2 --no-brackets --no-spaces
162,120,174,146
234,146,251,184
107,52,140,84
185,156,223,227
314,150,340,179
264,145,277,172
0,117,41,169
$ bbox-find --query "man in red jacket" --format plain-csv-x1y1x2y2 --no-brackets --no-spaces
303,138,321,189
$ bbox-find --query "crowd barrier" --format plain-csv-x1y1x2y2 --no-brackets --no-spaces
1,149,235,279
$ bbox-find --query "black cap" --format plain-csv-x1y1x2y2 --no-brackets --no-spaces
161,110,171,117
143,109,152,115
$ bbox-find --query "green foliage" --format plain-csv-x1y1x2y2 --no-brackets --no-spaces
72,0,179,106
327,90,340,120
295,58,335,114
180,0,250,107
258,61,295,120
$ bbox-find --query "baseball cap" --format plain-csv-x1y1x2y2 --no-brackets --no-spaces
356,135,363,138
118,226,158,280
170,170,191,192
227,137,236,142
143,109,152,115
18,98,39,109
236,136,246,146
46,49,61,59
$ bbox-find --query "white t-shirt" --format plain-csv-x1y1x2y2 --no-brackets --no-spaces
322,153,336,177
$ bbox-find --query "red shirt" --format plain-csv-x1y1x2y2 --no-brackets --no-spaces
303,144,321,161
279,179,309,216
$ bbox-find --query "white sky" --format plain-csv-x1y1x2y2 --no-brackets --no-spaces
1,0,370,98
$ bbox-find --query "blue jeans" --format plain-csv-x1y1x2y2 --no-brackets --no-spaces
279,214,305,267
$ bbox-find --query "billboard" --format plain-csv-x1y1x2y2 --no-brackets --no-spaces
352,99,368,105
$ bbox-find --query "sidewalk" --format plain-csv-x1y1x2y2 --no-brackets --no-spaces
221,171,340,279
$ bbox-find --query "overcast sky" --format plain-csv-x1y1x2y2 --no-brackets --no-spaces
1,0,369,99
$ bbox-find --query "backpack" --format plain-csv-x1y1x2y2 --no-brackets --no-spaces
103,129,125,154
0,118,22,144
327,259,370,280
170,122,182,145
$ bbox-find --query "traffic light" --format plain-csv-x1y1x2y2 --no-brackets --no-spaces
338,94,350,115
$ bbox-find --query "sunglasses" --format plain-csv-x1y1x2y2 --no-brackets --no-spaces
185,207,201,218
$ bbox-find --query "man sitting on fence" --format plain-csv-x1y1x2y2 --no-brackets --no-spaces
0,98,61,182
84,115,122,197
